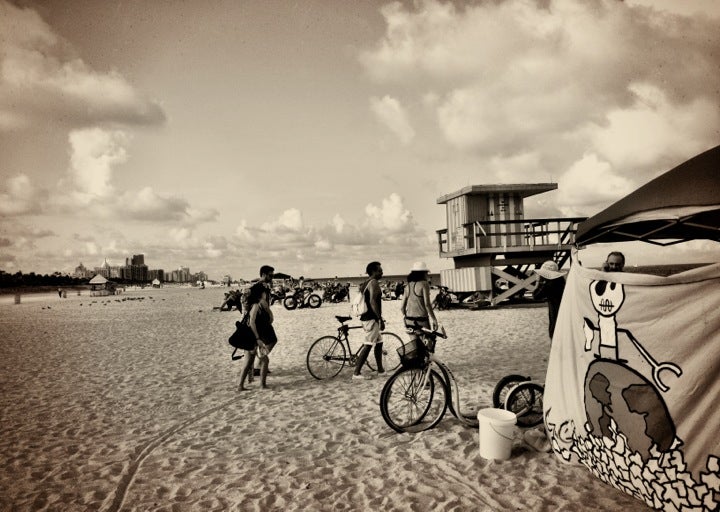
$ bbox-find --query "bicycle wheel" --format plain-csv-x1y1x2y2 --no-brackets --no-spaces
306,336,347,379
504,382,544,428
307,294,322,308
365,332,404,373
492,374,531,408
380,367,448,433
283,296,297,310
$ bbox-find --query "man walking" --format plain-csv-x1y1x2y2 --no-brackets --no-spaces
354,261,385,380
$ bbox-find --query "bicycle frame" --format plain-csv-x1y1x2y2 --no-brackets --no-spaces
307,316,404,380
410,329,478,427
428,356,477,426
336,323,364,360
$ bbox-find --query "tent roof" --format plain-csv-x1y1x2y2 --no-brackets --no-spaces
89,274,108,284
575,145,720,247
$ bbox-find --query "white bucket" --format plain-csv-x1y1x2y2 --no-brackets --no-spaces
477,408,516,460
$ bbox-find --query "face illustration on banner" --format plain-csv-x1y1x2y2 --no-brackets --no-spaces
589,280,625,316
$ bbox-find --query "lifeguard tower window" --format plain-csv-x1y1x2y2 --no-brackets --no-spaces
435,183,585,306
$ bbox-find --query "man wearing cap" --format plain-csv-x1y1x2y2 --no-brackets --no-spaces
401,261,438,339
533,260,566,340
353,261,385,380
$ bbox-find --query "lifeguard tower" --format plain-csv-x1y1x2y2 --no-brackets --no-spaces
436,183,585,306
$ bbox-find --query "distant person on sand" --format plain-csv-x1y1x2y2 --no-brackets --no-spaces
603,251,625,272
401,262,438,341
533,260,566,340
354,261,385,380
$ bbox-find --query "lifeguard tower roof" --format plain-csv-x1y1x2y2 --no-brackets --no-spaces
436,183,557,204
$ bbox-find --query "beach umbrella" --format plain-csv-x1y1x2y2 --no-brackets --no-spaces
575,144,720,247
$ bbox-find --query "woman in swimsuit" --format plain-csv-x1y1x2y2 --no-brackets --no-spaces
400,261,438,340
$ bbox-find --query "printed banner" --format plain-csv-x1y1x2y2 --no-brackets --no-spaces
544,253,720,510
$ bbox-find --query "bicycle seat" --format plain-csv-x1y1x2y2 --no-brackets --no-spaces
335,315,352,323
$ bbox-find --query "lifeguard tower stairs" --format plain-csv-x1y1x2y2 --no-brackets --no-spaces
436,183,585,306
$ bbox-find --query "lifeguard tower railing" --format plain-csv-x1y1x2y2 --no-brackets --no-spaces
437,217,586,260
437,217,585,305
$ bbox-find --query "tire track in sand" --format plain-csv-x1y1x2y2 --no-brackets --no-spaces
104,397,238,512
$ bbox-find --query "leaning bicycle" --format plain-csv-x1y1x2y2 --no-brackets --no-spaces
306,316,404,379
379,325,479,433
492,374,544,428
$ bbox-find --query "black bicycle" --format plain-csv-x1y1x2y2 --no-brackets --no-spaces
284,287,322,310
306,316,404,379
492,374,544,428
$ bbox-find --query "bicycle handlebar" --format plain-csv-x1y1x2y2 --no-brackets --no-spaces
407,325,447,339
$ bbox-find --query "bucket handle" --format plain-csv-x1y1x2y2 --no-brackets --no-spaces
491,423,515,442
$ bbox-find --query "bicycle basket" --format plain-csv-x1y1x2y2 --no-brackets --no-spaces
396,339,428,368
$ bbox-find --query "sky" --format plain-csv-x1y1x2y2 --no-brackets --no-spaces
1,0,719,281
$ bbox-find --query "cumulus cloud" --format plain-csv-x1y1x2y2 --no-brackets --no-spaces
0,0,165,130
589,84,719,170
232,194,425,265
21,127,217,226
67,128,127,201
123,187,190,222
557,153,634,216
370,95,415,144
364,193,416,233
261,208,306,235
235,220,256,242
0,174,47,216
361,0,720,212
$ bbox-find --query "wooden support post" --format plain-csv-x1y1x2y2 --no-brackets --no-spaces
490,268,540,306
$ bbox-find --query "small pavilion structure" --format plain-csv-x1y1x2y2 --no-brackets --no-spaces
89,274,117,296
436,183,585,305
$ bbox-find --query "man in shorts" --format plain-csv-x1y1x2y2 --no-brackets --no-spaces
353,261,385,380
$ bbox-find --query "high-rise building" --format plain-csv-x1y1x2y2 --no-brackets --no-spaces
148,269,165,282
121,254,148,282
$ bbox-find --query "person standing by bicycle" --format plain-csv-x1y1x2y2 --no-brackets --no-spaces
401,261,438,339
353,261,385,380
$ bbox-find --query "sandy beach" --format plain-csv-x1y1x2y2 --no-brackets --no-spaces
0,286,649,511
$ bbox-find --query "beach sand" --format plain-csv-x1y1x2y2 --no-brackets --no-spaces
0,287,649,511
